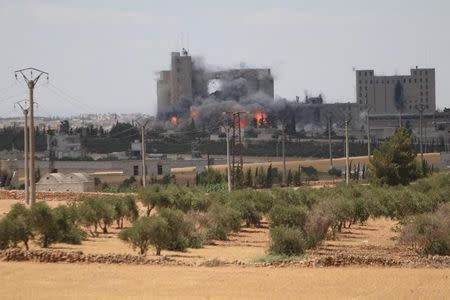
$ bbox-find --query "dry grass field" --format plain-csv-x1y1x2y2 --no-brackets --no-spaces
1,199,450,299
1,262,449,300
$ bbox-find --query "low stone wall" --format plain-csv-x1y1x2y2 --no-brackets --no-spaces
2,248,449,268
0,190,136,202
0,249,187,265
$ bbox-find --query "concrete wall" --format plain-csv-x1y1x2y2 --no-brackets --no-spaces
36,182,95,192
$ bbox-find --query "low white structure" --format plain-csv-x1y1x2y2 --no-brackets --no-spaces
36,172,95,192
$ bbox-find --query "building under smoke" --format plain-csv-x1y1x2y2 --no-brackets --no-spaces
356,67,436,114
157,50,274,119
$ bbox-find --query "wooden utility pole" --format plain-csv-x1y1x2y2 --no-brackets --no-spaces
415,104,425,166
282,123,286,186
225,126,232,192
15,68,49,205
326,113,333,168
366,106,372,160
345,119,350,185
222,112,233,192
136,119,150,187
15,101,30,204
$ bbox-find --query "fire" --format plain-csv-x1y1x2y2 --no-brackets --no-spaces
170,116,178,126
239,118,249,128
254,111,267,127
190,110,199,119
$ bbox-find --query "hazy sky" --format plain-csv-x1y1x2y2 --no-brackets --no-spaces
1,0,449,117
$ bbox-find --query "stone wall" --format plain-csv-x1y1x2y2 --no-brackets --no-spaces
0,190,136,202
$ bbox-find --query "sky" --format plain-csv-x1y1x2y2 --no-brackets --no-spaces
0,0,449,117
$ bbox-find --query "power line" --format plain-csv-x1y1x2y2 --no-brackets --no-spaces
48,82,98,113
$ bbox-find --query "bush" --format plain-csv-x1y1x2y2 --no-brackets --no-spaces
269,225,305,256
228,191,262,227
269,204,308,229
304,210,332,248
30,202,59,248
205,203,241,240
328,167,342,177
400,203,450,255
158,208,190,251
112,195,139,228
369,127,421,186
3,203,33,250
119,216,169,255
139,184,171,215
53,205,85,244
77,196,115,235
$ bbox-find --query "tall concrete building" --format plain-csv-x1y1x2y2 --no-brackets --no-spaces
157,50,274,116
356,67,435,114
157,51,193,113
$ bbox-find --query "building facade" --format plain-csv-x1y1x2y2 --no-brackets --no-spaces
157,51,274,116
356,67,436,115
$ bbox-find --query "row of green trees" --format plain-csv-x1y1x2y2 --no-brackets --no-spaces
1,172,449,256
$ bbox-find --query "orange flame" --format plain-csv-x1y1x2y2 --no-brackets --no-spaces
190,110,199,119
170,116,178,126
239,118,249,128
254,111,267,127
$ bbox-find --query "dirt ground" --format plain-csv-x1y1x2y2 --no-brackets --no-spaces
1,263,449,300
1,197,450,299
0,199,431,264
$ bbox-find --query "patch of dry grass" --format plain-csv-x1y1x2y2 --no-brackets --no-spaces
1,262,449,299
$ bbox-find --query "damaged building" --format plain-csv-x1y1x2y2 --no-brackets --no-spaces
157,50,274,118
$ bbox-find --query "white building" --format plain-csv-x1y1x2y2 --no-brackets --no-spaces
36,172,95,192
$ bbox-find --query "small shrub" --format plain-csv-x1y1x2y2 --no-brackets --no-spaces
269,225,305,256
400,203,450,256
112,195,139,228
139,184,170,215
228,191,262,227
119,216,169,256
269,204,308,229
30,202,59,248
205,203,241,240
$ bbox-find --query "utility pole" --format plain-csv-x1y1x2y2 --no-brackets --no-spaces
345,119,350,185
15,68,49,205
415,104,425,167
282,123,286,186
15,101,30,205
225,111,246,189
326,112,333,168
136,119,150,187
225,126,232,192
366,105,372,160
222,112,232,192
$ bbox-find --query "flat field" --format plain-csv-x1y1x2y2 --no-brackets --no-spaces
1,263,449,300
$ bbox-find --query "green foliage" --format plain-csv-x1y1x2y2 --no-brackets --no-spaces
228,190,262,227
400,203,450,255
269,225,305,256
369,127,420,186
119,216,169,255
301,166,319,181
158,208,190,251
269,204,308,229
77,196,115,235
139,184,171,215
0,203,34,250
30,202,59,248
112,195,139,228
328,167,342,177
52,204,85,244
197,168,224,186
205,203,241,240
